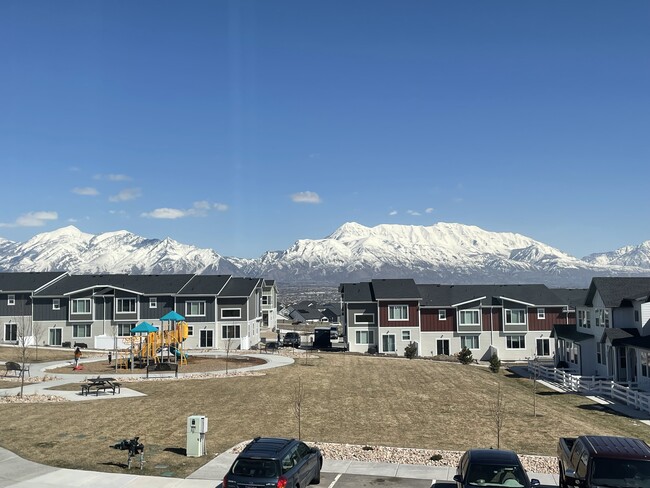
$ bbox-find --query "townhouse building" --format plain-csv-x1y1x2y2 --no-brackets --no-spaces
553,277,650,390
0,272,277,351
340,279,576,361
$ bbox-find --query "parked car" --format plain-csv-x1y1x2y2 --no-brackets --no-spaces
283,332,301,348
454,449,540,488
558,435,650,488
222,437,322,488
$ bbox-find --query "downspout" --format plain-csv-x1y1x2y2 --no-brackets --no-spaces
490,306,494,347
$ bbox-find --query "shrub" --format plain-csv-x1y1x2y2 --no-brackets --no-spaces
404,341,418,359
489,353,501,373
457,347,473,365
429,454,442,461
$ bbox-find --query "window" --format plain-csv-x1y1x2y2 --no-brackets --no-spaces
438,309,446,320
117,298,136,313
72,298,91,314
222,324,241,339
505,309,526,325
262,295,270,305
4,323,17,342
186,324,194,336
537,308,545,320
73,324,91,338
7,294,15,306
355,330,375,344
52,298,60,310
382,334,396,352
636,310,640,322
200,329,214,348
401,330,411,341
117,323,134,336
604,309,610,327
597,343,606,365
642,351,649,377
388,305,408,321
578,310,591,328
186,301,206,317
221,308,241,319
149,297,157,309
461,335,479,349
436,339,450,355
459,310,480,326
354,313,375,324
536,338,550,356
506,335,526,349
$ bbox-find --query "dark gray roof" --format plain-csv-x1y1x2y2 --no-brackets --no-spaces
551,325,593,342
177,275,231,296
339,282,374,302
549,288,589,307
219,277,261,297
617,334,650,351
0,272,67,292
417,284,565,307
586,277,650,307
602,327,639,345
371,279,420,300
34,274,195,296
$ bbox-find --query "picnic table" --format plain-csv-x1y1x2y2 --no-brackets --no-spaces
80,377,121,396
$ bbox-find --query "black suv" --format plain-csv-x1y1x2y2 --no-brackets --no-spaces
283,332,301,348
223,437,322,488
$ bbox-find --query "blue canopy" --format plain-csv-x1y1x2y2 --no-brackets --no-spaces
161,310,185,321
130,321,159,333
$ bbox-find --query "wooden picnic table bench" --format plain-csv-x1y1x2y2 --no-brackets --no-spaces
146,362,178,378
80,377,121,396
4,361,30,377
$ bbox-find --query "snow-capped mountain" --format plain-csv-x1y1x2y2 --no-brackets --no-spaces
0,223,648,287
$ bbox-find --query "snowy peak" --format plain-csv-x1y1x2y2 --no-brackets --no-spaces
584,241,650,267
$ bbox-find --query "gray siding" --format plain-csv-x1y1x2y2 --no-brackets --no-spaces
0,293,31,318
218,298,247,321
33,297,68,321
139,296,175,321
114,291,138,322
176,297,215,322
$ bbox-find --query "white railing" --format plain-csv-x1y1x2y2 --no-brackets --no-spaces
527,360,650,415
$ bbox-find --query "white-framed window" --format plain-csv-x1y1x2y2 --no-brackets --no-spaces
221,308,241,319
401,330,411,341
459,310,480,326
149,297,157,309
4,322,17,342
262,295,270,305
222,324,241,339
505,309,526,325
537,308,545,320
73,324,91,338
382,334,396,352
642,351,650,377
438,309,446,320
117,323,134,336
355,330,375,344
117,297,136,313
506,335,526,349
461,335,479,350
597,343,606,365
388,305,408,321
604,309,610,327
7,294,15,306
536,338,550,356
72,298,91,314
186,301,206,317
578,309,591,328
354,313,375,325
52,299,60,310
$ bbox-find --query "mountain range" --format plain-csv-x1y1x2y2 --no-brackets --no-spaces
0,223,649,288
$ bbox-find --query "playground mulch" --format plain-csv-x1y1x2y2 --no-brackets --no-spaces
46,354,266,375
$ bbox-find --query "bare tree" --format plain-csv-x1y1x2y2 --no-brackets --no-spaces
31,322,45,361
489,380,506,449
292,376,306,439
14,315,33,398
225,336,234,375
530,357,540,417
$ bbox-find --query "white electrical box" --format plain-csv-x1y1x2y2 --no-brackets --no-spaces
186,415,208,457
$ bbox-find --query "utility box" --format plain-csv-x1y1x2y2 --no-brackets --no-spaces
186,415,208,457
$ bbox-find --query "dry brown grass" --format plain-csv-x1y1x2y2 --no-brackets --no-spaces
1,353,649,478
0,345,93,363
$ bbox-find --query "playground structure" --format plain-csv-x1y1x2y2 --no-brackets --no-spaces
116,320,190,370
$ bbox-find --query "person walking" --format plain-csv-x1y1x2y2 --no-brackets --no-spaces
74,347,82,367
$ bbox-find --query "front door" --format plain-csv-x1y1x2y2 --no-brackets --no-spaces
49,328,62,346
437,339,450,356
200,329,213,348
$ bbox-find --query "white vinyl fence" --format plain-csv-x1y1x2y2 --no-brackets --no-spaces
527,360,650,414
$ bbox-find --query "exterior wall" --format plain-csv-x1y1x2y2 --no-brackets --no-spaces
177,297,216,322
0,292,32,319
528,307,565,331
378,301,419,328
33,297,68,322
348,325,378,353
346,302,379,353
420,331,455,357
642,303,650,336
612,306,634,329
217,298,247,322
139,296,175,321
420,308,455,332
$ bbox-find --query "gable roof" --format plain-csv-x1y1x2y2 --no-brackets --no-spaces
34,274,196,296
219,277,261,298
0,272,67,293
586,277,650,307
339,282,374,302
550,288,589,307
371,279,420,300
177,275,231,295
551,324,592,342
417,284,565,307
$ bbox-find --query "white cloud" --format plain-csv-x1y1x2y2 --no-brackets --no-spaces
141,201,229,220
95,173,132,182
389,210,398,216
109,188,141,202
72,187,99,196
214,203,229,212
291,191,322,204
407,210,421,216
141,208,187,219
425,208,434,214
0,211,58,228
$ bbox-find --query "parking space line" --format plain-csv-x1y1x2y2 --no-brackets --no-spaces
327,473,342,488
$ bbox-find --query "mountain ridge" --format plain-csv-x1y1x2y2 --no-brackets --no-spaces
0,222,648,287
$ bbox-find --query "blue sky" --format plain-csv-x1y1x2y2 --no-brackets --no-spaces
1,1,648,259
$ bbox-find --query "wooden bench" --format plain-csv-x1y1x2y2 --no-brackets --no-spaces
4,361,30,377
80,381,121,396
146,362,178,378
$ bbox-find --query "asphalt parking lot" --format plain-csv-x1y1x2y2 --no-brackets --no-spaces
318,472,445,487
